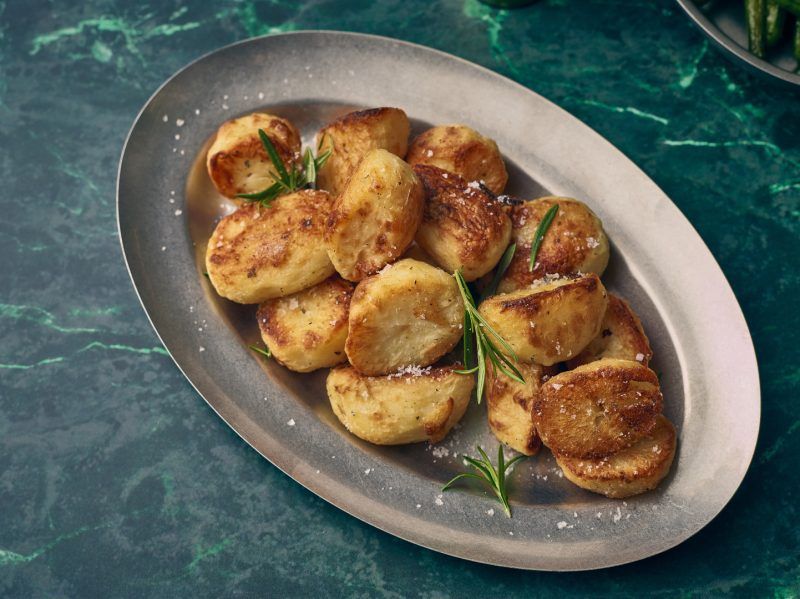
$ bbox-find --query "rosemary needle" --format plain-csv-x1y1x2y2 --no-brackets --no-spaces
528,204,559,272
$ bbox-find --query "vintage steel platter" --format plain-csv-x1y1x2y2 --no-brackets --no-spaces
117,31,760,570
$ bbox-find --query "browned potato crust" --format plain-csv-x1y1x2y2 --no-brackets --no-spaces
534,358,663,459
327,365,474,445
316,107,410,197
556,415,676,498
485,360,557,456
406,125,508,194
206,113,301,199
567,294,653,369
256,276,353,372
326,149,424,281
345,259,464,376
498,197,609,293
413,165,512,281
478,274,608,366
205,190,334,303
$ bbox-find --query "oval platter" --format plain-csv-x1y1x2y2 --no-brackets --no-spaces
117,31,760,571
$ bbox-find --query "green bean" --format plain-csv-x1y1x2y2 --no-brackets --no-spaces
746,0,767,57
795,21,800,66
774,0,800,15
766,1,786,46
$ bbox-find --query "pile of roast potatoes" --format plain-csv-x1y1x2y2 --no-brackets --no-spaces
203,107,676,499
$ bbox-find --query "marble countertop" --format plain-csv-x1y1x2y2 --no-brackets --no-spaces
2,0,798,595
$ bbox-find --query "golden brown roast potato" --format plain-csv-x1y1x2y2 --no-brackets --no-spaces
206,113,302,199
345,259,464,376
477,274,608,366
485,360,557,456
206,190,335,303
326,149,424,281
327,365,474,445
567,294,653,369
256,276,353,372
534,358,663,459
406,125,508,195
556,415,676,498
498,197,609,294
413,165,512,281
316,107,410,197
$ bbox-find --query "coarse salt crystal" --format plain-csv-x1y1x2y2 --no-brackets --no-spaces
176,118,185,127
287,298,300,310
635,353,645,362
434,495,444,506
552,383,563,390
287,419,295,426
161,246,166,251
612,507,622,523
426,149,434,157
487,509,495,516
162,115,168,122
174,209,183,216
199,346,205,352
557,521,568,530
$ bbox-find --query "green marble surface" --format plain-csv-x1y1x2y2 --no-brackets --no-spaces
1,0,798,596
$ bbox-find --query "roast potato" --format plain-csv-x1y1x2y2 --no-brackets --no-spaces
327,365,474,445
413,165,512,281
206,112,302,199
498,197,609,293
206,190,335,303
567,294,653,369
406,125,508,194
556,415,676,498
256,276,353,372
316,107,410,197
477,274,608,366
345,259,464,376
326,149,424,281
534,358,663,459
485,360,557,456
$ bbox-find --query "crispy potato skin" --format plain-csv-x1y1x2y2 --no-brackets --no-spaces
478,274,608,366
256,276,353,372
326,149,424,281
316,107,410,197
406,125,508,195
206,113,302,199
498,197,609,294
327,365,474,444
206,190,335,303
413,165,512,281
534,358,663,459
485,360,558,455
345,259,464,376
556,415,676,498
567,294,653,369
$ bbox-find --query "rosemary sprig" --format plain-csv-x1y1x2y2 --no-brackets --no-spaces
249,344,272,359
442,445,527,518
453,269,524,402
528,204,559,272
480,243,516,301
236,129,331,207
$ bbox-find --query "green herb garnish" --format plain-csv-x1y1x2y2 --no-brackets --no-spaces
249,344,272,359
236,129,331,207
453,269,524,402
442,445,526,518
480,243,516,301
528,204,559,272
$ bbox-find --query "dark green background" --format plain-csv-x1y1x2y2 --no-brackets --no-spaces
1,0,798,596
